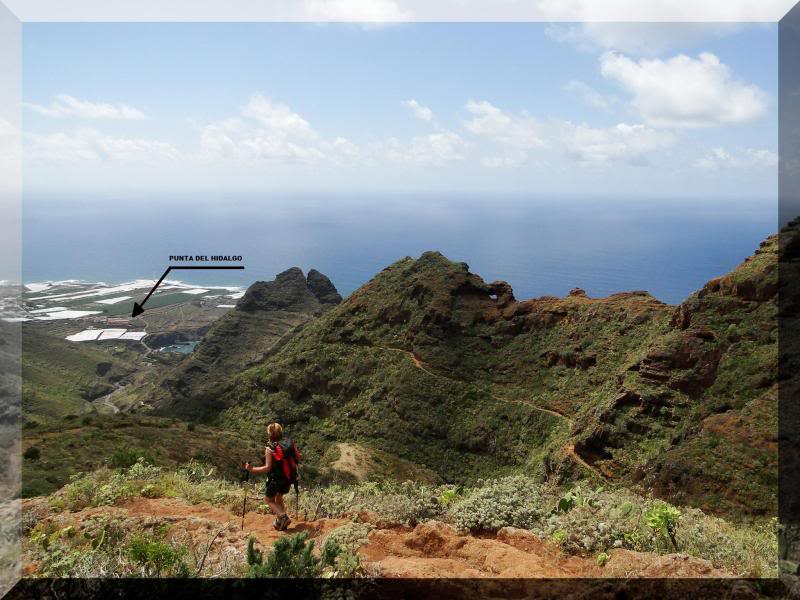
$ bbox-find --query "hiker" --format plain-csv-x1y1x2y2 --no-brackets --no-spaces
245,422,301,531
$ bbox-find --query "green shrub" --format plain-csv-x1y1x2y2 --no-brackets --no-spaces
551,529,567,545
448,476,546,533
246,535,263,567
553,485,596,514
33,463,777,578
245,532,358,579
324,521,374,550
300,480,443,526
531,488,775,576
28,516,131,577
596,552,609,567
124,458,162,480
645,502,681,551
319,538,341,570
326,544,363,578
30,523,84,577
57,473,104,511
126,534,188,576
140,484,162,499
50,460,164,511
23,446,41,460
246,533,323,578
674,511,778,577
110,446,154,469
317,536,363,577
176,460,216,483
535,488,653,555
438,487,460,507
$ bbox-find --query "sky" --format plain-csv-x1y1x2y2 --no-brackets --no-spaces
21,22,778,198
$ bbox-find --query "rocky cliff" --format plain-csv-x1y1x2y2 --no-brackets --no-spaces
146,268,341,420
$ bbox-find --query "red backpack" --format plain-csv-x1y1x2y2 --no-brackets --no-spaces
269,439,299,491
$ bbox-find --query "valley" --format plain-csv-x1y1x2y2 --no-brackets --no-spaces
13,220,792,581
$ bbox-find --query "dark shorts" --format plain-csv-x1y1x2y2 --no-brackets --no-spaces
265,479,291,499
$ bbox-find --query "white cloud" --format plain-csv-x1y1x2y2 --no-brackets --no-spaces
241,94,318,142
600,52,768,128
462,100,545,167
305,0,410,22
564,80,616,110
26,128,180,162
384,131,468,165
25,94,147,120
320,136,372,166
200,117,325,163
545,23,743,56
403,99,434,122
386,100,468,165
202,94,404,166
480,155,527,169
461,99,673,168
693,147,778,170
463,100,544,149
200,94,327,163
559,122,675,166
536,0,789,21
202,93,466,167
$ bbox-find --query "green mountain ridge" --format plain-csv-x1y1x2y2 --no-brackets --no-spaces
134,229,782,517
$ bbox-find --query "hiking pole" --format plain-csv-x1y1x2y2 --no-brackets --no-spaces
294,463,302,519
240,464,250,531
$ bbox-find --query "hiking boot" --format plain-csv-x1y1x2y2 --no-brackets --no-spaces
273,513,290,531
278,514,291,531
273,515,285,531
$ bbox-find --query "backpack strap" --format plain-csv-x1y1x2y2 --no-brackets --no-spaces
283,439,300,488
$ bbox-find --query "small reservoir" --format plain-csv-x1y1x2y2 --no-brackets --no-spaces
159,340,199,354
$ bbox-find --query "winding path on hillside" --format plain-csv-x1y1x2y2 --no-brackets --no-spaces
374,345,450,380
92,334,153,415
373,344,607,480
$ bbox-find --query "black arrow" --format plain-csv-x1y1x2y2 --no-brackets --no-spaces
132,265,245,317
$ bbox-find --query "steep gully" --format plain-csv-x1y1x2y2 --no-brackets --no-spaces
373,345,606,480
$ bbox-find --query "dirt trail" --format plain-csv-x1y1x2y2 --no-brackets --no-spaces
90,323,155,414
93,382,123,414
564,445,607,479
375,345,449,380
496,393,571,421
122,496,349,549
23,496,730,578
374,344,608,480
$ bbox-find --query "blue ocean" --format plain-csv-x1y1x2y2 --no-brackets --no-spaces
23,194,776,305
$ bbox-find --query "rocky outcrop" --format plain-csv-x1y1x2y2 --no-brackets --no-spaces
151,268,341,419
237,268,321,313
307,269,343,305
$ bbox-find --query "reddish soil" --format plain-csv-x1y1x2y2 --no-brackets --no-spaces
23,497,732,579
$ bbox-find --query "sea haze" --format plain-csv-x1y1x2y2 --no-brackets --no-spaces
23,194,776,305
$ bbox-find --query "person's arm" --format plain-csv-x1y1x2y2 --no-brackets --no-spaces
245,448,272,475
